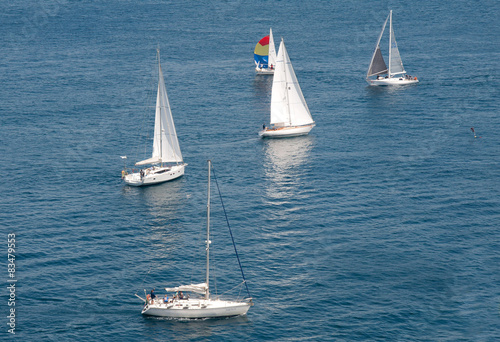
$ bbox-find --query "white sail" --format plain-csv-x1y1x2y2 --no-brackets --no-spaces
136,53,183,166
135,156,160,166
165,283,208,295
270,41,289,126
389,16,405,76
270,39,314,127
268,28,277,68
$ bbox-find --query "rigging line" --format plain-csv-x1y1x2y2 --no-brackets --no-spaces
136,265,153,295
210,164,252,299
133,54,157,164
238,284,243,300
217,280,246,297
212,257,218,297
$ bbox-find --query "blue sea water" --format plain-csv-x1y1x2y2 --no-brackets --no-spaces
1,0,500,341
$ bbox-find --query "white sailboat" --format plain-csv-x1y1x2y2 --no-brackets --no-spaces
366,10,419,86
259,39,315,138
140,160,253,318
122,50,186,186
254,28,277,75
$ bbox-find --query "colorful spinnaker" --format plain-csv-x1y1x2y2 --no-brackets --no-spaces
254,35,270,69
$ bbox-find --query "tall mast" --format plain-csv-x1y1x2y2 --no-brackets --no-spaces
282,40,291,126
205,160,211,299
157,49,163,166
388,10,392,78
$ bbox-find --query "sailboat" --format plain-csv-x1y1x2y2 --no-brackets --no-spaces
366,10,419,86
254,28,277,75
259,38,315,138
140,160,253,318
122,50,187,186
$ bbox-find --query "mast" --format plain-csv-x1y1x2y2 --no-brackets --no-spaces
388,10,392,79
157,49,163,166
205,160,211,299
159,49,179,166
282,40,291,126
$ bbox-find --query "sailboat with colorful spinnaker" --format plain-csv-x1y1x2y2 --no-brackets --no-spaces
366,10,419,86
254,28,277,75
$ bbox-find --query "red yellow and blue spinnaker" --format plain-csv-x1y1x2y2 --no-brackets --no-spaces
254,35,270,68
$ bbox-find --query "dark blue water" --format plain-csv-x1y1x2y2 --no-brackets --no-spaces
2,1,499,341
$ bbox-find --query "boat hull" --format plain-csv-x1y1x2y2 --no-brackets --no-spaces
142,299,251,318
255,67,274,75
367,77,419,86
124,164,186,187
259,124,315,138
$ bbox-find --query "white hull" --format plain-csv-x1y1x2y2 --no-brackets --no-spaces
367,77,419,86
259,123,315,138
142,298,251,318
124,164,186,187
255,67,274,75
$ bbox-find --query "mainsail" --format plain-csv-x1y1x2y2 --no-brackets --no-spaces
270,39,314,127
136,53,183,166
165,283,207,295
389,23,405,75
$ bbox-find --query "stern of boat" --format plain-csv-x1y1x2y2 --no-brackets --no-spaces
123,172,143,186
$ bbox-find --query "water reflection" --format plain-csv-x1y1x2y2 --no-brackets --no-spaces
141,179,186,222
252,74,273,95
365,83,418,109
120,177,186,222
121,178,189,258
252,75,273,117
262,136,313,201
142,314,249,339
